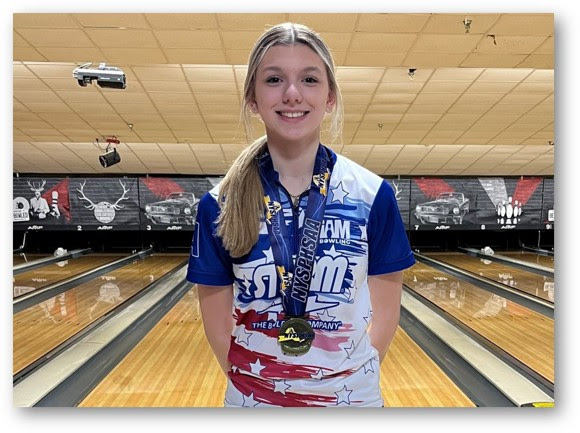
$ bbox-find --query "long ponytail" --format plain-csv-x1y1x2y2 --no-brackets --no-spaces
215,136,267,258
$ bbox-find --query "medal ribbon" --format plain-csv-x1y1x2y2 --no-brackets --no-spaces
259,144,332,318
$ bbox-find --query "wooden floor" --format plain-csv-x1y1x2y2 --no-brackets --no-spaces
425,252,554,303
13,254,124,298
381,328,474,407
80,285,474,407
13,254,187,376
500,251,554,269
403,261,554,383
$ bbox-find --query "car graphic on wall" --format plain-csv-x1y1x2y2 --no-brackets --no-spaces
414,192,470,224
144,192,199,225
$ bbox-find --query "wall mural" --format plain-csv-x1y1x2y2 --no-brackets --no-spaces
13,177,71,229
541,178,554,231
13,175,552,232
410,177,545,231
138,177,213,231
70,178,140,231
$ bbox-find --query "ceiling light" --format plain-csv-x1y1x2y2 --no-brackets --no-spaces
463,18,472,33
97,136,121,168
73,62,126,89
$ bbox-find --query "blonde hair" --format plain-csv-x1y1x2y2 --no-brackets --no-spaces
216,22,344,257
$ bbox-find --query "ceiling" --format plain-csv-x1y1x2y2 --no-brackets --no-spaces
13,13,554,176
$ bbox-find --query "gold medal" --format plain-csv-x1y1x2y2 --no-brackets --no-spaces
277,317,315,356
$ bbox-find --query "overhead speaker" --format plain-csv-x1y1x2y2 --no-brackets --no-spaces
99,149,121,168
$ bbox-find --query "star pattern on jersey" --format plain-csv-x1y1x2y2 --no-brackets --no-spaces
262,247,274,264
242,392,260,407
344,287,354,303
334,385,353,405
331,181,349,204
318,308,336,322
235,328,252,346
363,308,372,324
325,244,342,258
358,224,368,241
249,358,266,376
273,379,291,395
343,340,355,359
239,275,252,296
310,368,324,380
363,357,375,374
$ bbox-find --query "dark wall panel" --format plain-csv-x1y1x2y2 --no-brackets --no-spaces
14,175,553,233
410,177,479,230
541,178,554,230
69,177,140,230
410,176,545,231
384,178,410,229
139,177,213,231
13,177,71,229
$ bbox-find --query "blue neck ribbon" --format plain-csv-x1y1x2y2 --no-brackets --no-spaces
258,144,332,317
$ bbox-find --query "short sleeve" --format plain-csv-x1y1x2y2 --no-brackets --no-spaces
367,180,415,275
186,191,235,286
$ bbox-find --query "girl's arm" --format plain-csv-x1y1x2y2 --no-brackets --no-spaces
367,271,403,363
197,284,235,374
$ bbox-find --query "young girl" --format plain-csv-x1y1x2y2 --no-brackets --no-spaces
187,22,415,407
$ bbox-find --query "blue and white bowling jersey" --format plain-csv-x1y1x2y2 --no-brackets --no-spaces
187,146,415,407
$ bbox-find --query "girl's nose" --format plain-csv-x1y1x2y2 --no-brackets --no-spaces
282,83,303,104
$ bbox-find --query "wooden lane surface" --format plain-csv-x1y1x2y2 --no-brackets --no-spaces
500,251,554,269
425,252,554,303
13,253,49,266
80,286,474,407
13,254,125,298
403,262,554,383
13,254,187,376
381,328,474,407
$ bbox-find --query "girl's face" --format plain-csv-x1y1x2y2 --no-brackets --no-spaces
251,44,335,148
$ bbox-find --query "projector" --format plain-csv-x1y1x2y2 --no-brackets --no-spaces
73,62,126,89
99,149,121,168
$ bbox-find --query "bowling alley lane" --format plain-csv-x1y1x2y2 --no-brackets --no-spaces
424,252,554,303
13,253,126,298
13,253,50,266
79,286,474,407
13,254,187,376
499,251,554,269
403,261,554,384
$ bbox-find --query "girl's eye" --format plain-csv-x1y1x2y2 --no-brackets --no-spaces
304,77,319,84
266,76,281,83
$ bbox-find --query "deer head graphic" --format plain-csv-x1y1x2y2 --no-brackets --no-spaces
77,180,130,224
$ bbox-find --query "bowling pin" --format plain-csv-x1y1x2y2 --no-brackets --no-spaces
501,200,506,217
51,191,60,217
507,196,513,219
513,200,519,217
